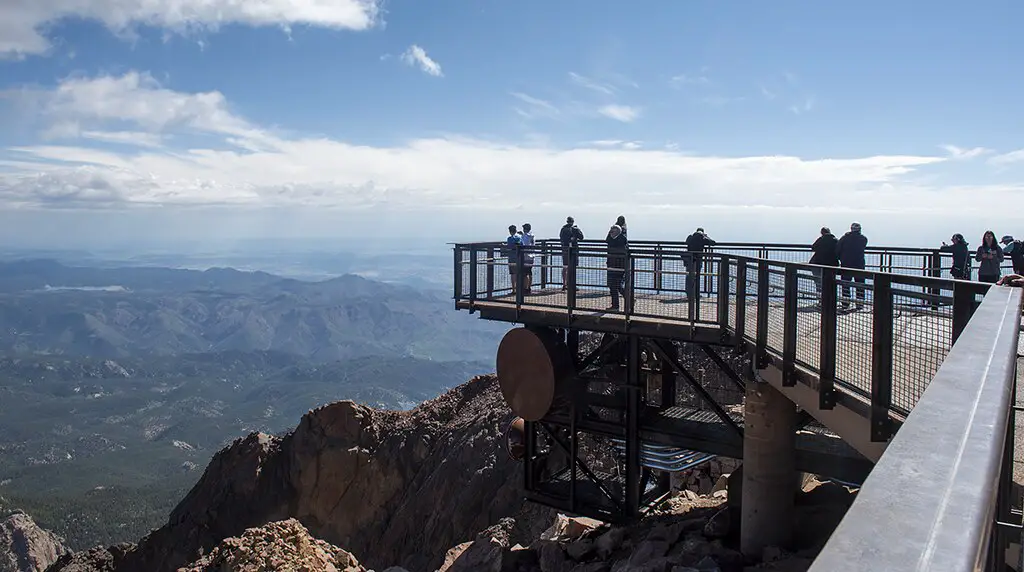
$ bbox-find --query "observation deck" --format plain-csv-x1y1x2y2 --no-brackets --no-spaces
452,238,1022,570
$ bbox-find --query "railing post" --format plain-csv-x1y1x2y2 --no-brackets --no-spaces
818,268,838,409
486,247,495,298
782,265,798,387
654,244,663,292
952,281,976,344
515,248,525,317
928,250,942,310
870,274,894,442
567,247,577,315
735,262,747,349
627,253,636,317
453,246,463,302
756,260,770,369
540,243,548,291
468,246,478,304
717,255,730,334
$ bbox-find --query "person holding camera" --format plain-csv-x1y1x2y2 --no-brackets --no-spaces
975,230,1005,284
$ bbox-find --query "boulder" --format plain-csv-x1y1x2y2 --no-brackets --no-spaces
541,515,604,543
0,512,71,572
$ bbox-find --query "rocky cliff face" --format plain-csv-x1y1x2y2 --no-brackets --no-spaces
0,512,70,572
50,375,548,572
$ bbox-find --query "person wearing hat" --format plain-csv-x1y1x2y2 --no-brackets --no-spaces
940,234,971,280
837,222,868,308
684,227,717,299
1001,235,1024,275
559,216,585,291
809,227,839,293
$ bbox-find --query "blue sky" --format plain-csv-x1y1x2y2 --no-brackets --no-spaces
0,0,1022,249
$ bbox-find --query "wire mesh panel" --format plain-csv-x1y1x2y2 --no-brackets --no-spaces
889,287,954,413
794,270,822,370
833,276,876,398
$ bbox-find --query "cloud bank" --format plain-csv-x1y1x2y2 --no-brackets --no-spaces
0,0,380,58
3,71,1020,220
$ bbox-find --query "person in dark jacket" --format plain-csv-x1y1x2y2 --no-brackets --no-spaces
1001,235,1024,275
606,225,629,310
559,217,585,291
684,227,716,298
836,222,868,308
615,215,627,238
940,234,971,279
809,227,839,294
976,230,1005,284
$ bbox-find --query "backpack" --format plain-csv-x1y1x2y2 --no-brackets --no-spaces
501,235,521,257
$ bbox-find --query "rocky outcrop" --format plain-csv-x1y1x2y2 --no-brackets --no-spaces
50,375,545,572
178,519,365,572
0,512,70,572
438,477,857,572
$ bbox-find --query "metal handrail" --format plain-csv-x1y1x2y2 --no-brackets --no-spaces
808,285,1023,572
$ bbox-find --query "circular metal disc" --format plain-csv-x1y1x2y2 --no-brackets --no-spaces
496,328,556,421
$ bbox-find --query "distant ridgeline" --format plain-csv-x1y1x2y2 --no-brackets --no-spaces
0,259,508,362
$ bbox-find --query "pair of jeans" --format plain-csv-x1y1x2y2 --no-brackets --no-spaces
841,273,866,305
607,269,627,308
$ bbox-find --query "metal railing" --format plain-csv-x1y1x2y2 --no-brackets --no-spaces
454,241,993,436
808,285,1023,572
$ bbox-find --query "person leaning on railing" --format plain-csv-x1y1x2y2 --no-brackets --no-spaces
940,233,971,280
559,217,584,291
606,224,629,310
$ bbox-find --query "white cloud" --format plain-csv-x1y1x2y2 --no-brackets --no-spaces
400,45,443,77
3,70,999,221
989,149,1024,166
670,74,710,87
510,92,559,119
759,85,776,100
789,95,816,114
598,104,640,122
585,140,641,150
80,131,165,148
940,145,992,161
569,72,616,95
0,0,380,58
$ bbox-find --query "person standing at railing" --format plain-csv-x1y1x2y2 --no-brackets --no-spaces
504,225,522,294
615,215,627,238
940,233,971,280
1001,235,1024,275
684,227,716,299
837,222,868,309
975,230,1005,284
606,224,629,310
520,223,535,295
560,217,585,291
809,227,839,293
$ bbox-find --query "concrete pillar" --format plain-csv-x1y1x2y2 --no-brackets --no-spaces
741,381,798,556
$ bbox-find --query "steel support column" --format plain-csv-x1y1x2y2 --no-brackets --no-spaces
741,382,797,555
625,334,642,518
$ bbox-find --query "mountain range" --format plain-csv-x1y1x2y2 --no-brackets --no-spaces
0,259,506,362
0,258,506,551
